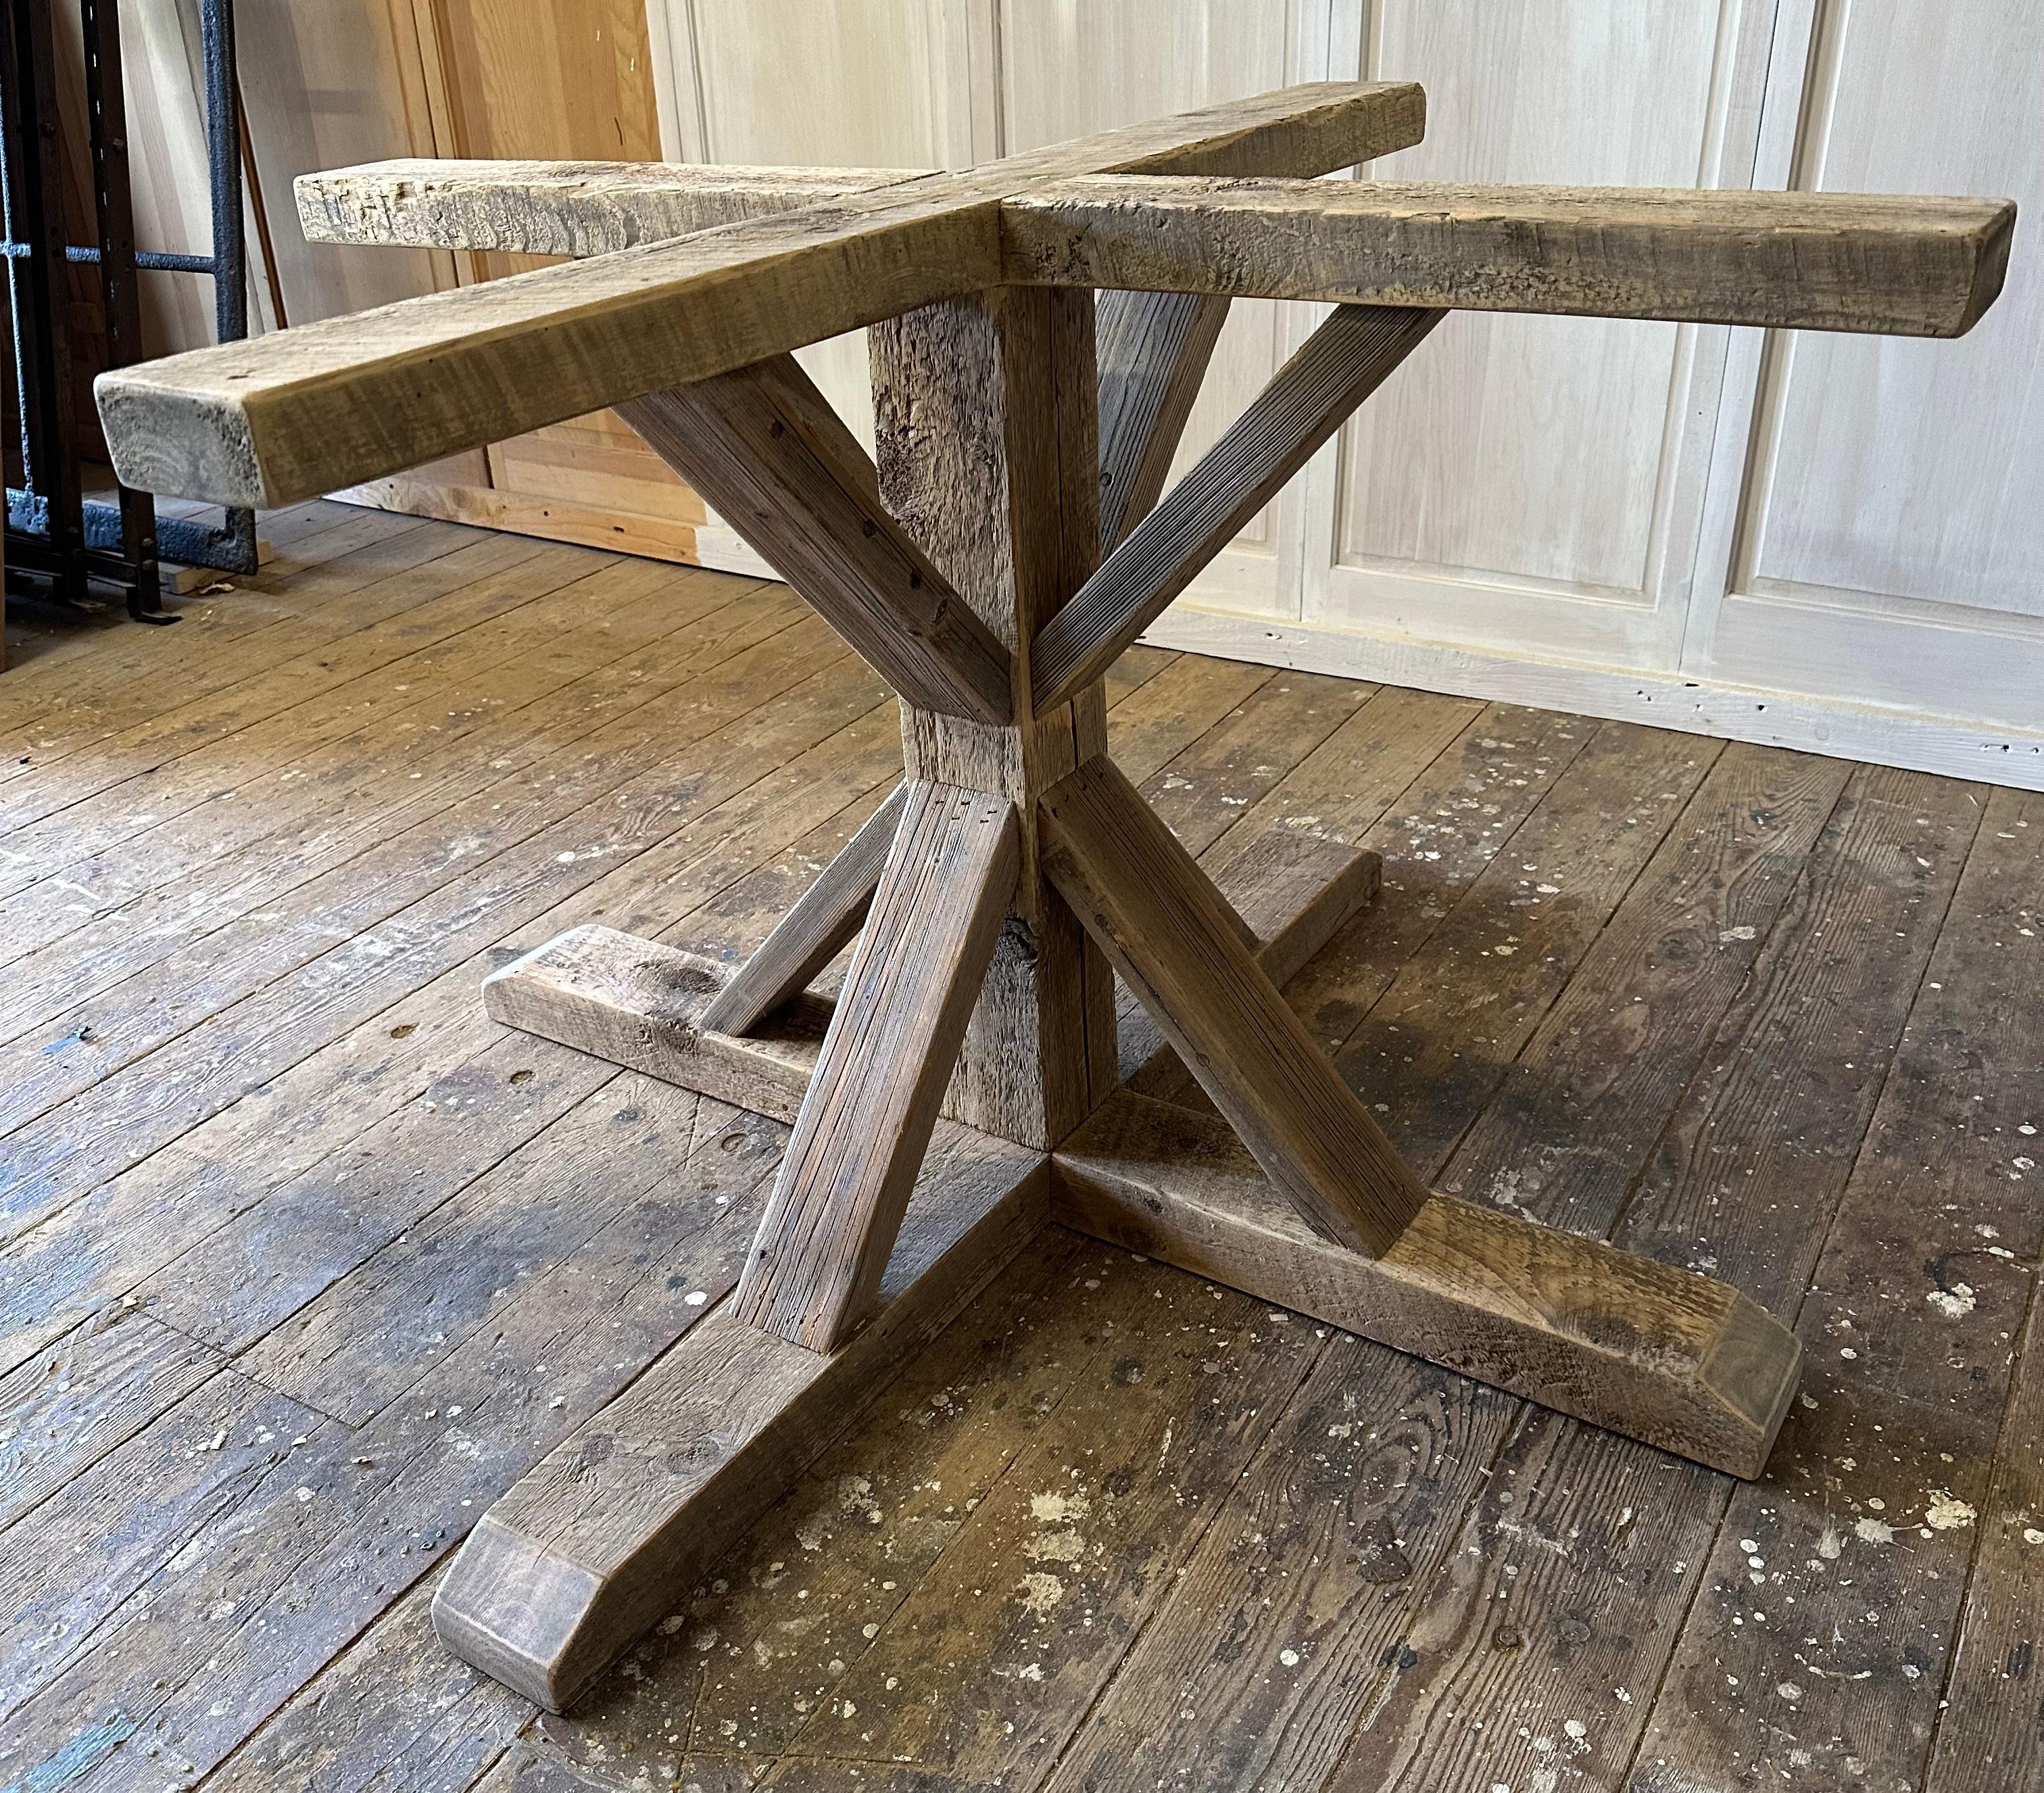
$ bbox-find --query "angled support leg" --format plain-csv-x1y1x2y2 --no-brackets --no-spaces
618,356,1014,725
734,782,1019,1352
1033,303,1443,715
1041,752,1429,1255
1095,289,1231,549
703,782,909,1036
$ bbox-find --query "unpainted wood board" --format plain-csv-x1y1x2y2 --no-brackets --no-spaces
99,84,1425,506
735,784,1019,1350
297,158,911,254
0,559,766,1034
1094,288,1232,552
620,358,1015,723
873,284,1115,1149
1002,176,2017,337
1053,1091,1796,1478
704,781,908,1034
1042,754,1430,1252
433,1128,1049,1710
1031,304,1444,715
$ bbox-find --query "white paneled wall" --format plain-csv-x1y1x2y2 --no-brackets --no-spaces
648,0,2044,788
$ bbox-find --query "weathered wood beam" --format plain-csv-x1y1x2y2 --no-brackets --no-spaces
702,783,909,1036
479,831,1381,1129
1040,755,1430,1254
1003,176,2018,338
435,1123,1049,1711
734,784,1019,1352
100,82,1424,508
1052,1090,1801,1479
297,159,915,255
618,358,1013,723
1095,291,1232,550
1031,304,1441,717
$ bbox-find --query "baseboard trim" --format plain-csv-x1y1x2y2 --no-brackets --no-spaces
1140,604,2044,792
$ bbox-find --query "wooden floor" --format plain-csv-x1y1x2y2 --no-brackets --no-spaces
1,504,2039,1793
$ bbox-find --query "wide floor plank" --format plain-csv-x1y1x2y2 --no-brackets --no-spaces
0,517,2033,1793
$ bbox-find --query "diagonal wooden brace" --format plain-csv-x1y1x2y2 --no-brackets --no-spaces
702,783,910,1037
1040,753,1430,1254
618,359,1013,723
734,782,1019,1351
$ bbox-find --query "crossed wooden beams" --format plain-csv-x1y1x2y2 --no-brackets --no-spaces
93,82,2015,1714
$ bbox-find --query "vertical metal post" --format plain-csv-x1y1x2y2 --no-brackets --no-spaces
81,0,163,616
201,0,256,570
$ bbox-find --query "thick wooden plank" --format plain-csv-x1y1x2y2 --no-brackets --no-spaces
432,1127,1049,1712
1094,290,1231,550
1002,176,2018,337
734,784,1019,1352
702,782,908,1036
297,160,910,254
1040,753,1430,1252
1054,1089,1799,1480
98,83,1425,508
619,358,1014,723
1031,306,1443,716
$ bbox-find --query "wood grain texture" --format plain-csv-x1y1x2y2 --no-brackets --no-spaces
478,817,1372,1136
98,82,1426,508
1094,289,1232,551
1040,754,1430,1253
1052,1090,1799,1479
872,287,1119,1149
1003,176,2018,337
619,357,1014,723
1031,306,1444,716
702,782,908,1036
733,784,1018,1352
296,159,911,255
433,1126,1048,1712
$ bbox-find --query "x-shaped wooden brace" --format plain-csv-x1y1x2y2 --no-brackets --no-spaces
97,82,2014,1712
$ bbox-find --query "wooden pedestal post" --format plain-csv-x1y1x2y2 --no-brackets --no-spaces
871,287,1119,1150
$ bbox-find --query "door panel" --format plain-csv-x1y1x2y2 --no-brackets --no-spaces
1309,0,1759,669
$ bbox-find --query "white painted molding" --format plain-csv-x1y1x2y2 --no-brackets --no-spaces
1138,602,2044,793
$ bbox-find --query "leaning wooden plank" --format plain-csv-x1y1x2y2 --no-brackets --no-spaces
96,81,1424,508
703,784,910,1036
1031,305,1442,717
1040,755,1430,1253
1052,1090,1801,1479
1003,176,2018,338
734,784,1019,1352
297,160,913,256
433,1124,1050,1712
1094,291,1231,550
619,359,1013,723
480,830,1378,1128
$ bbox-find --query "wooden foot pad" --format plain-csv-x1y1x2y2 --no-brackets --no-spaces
433,1126,1049,1711
1052,1091,1801,1480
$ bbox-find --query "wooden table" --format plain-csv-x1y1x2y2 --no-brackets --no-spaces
93,81,2015,1713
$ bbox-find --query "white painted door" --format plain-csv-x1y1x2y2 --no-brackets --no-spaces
648,0,2044,787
